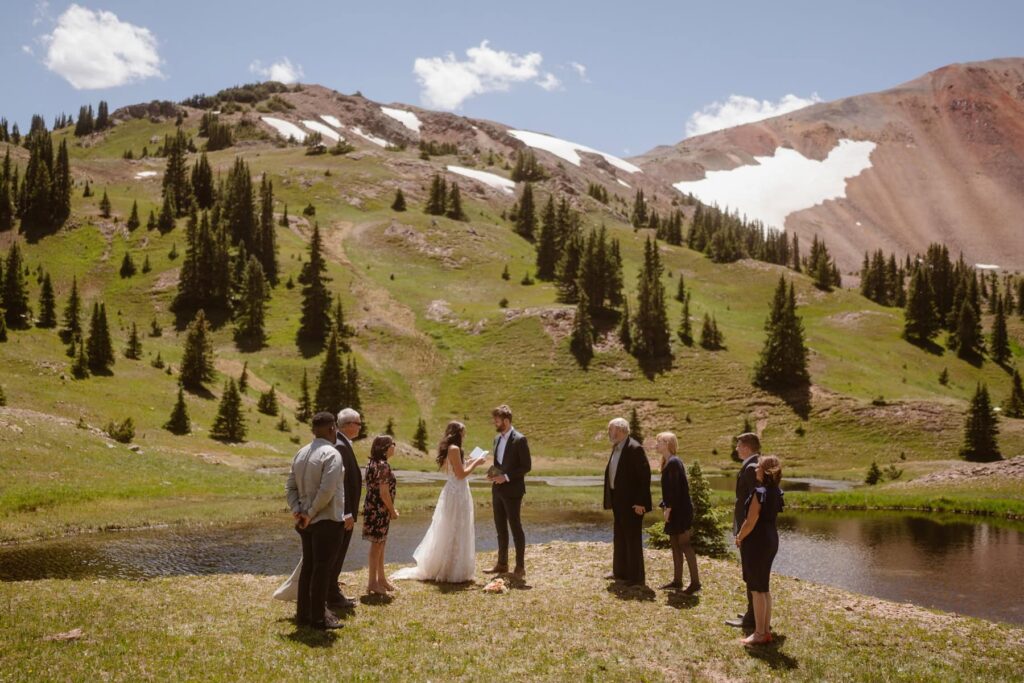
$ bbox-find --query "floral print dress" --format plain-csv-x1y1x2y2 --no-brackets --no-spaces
362,459,396,542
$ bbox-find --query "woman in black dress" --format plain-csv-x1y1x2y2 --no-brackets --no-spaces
735,454,784,646
655,432,700,593
363,435,398,596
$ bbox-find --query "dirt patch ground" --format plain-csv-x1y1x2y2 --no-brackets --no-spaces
894,455,1024,488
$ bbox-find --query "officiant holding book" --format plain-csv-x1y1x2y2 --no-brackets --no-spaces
485,404,532,580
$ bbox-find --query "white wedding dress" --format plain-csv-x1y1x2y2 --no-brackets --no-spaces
391,468,476,583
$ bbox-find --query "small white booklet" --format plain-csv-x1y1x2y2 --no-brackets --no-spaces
469,447,489,461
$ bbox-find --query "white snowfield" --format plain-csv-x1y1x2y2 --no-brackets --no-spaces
617,178,631,188
350,126,390,148
302,120,344,142
976,264,1000,270
508,130,643,174
380,106,422,133
319,114,343,129
673,139,876,230
134,171,158,179
446,165,516,194
261,116,308,142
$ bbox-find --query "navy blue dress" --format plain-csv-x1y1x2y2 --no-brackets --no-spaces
739,484,784,592
658,456,694,534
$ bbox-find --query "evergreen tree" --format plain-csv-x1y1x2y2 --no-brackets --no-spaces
141,254,151,274
959,383,1001,462
119,251,136,278
2,242,30,328
171,210,231,321
279,203,290,227
36,272,56,328
296,223,332,351
210,378,246,442
74,105,94,136
675,275,686,303
618,299,632,352
953,300,984,360
0,149,14,232
257,386,279,416
124,321,142,359
254,173,278,283
0,385,5,406
234,256,270,349
511,149,545,181
445,182,465,220
20,124,56,230
70,338,89,379
864,461,882,485
753,277,810,390
384,417,395,436
688,460,729,556
990,295,1011,365
699,313,724,350
1003,368,1024,419
556,225,584,303
569,290,594,366
629,407,644,443
314,330,347,414
631,237,671,359
535,196,559,280
164,384,191,434
903,266,939,342
630,189,648,228
238,361,249,393
424,174,447,215
126,200,141,231
391,188,406,212
61,275,82,340
99,190,112,218
180,310,215,390
346,356,366,438
333,293,354,350
161,129,193,217
95,101,110,131
85,303,114,373
191,153,215,210
295,369,313,423
514,183,536,241
0,313,6,342
678,293,693,346
52,140,71,226
413,418,428,452
157,194,175,231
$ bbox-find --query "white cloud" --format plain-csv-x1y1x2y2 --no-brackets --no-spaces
413,40,557,110
21,45,34,56
32,0,52,26
537,72,561,91
685,92,822,138
569,61,589,82
249,57,304,84
41,4,162,90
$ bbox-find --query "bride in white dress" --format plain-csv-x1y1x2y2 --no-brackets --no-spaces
392,421,487,583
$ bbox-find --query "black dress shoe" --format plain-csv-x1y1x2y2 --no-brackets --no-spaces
312,615,344,630
660,581,683,590
328,597,356,611
683,583,702,595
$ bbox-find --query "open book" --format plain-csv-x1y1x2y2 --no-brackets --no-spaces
469,446,489,461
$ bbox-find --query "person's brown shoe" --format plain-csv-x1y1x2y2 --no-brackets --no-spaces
484,564,509,574
512,566,526,580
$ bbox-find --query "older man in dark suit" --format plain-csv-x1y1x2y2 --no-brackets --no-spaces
603,417,652,585
326,407,362,611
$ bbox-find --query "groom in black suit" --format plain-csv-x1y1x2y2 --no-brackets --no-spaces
603,417,652,585
726,432,761,629
485,404,532,579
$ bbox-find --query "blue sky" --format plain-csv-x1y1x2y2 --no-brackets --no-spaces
2,0,1022,155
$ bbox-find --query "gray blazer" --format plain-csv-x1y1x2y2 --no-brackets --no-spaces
286,437,345,525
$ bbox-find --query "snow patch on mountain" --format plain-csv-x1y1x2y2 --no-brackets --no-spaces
350,126,390,148
134,171,158,179
302,120,344,142
381,106,422,133
261,116,307,142
673,139,876,230
508,130,642,174
319,114,343,129
446,165,516,194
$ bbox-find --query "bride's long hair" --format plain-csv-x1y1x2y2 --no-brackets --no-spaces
435,420,465,469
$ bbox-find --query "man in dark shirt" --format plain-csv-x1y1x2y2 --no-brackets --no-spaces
726,432,761,629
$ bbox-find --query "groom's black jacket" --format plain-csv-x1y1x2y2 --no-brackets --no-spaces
491,429,532,498
335,432,363,521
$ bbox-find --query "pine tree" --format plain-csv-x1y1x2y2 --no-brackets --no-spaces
36,273,56,328
675,275,686,303
345,357,365,438
515,183,536,241
180,310,215,390
257,386,279,416
903,266,939,342
124,321,142,359
52,139,71,226
99,190,112,218
688,461,729,556
234,256,270,349
754,277,810,390
678,293,693,346
95,101,110,131
953,300,984,360
141,254,151,274
85,303,114,373
161,129,193,217
74,105,94,136
631,237,671,359
164,384,191,434
0,385,5,406
61,275,82,340
314,330,347,414
295,368,313,423
445,182,466,220
413,418,428,452
279,203,290,227
191,153,215,210
990,295,1011,365
631,189,648,228
628,406,644,443
700,313,724,350
864,461,882,485
119,251,136,278
1003,368,1024,418
535,196,559,280
126,200,141,231
171,210,231,321
157,194,175,233
70,338,89,379
297,223,332,351
2,242,30,328
0,149,14,232
618,299,632,352
333,293,354,350
569,290,594,366
391,188,406,211
959,383,1001,462
254,173,278,284
424,174,447,215
238,361,249,393
0,314,7,342
210,378,246,442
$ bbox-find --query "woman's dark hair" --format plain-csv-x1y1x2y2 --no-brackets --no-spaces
435,420,465,469
370,435,395,462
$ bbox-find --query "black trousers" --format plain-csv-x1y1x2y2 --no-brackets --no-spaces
612,503,645,583
327,523,354,601
492,488,526,569
296,519,342,625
